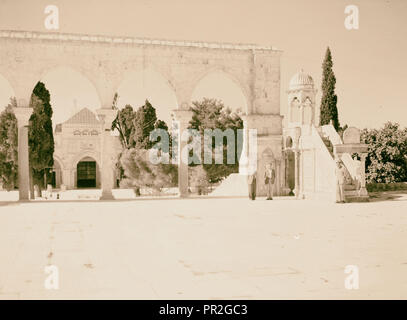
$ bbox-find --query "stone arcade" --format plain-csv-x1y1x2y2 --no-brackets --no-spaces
0,30,367,201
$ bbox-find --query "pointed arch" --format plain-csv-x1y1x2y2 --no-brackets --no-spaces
30,66,102,128
190,68,249,115
115,67,178,126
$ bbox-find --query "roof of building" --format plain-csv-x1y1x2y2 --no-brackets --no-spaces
289,70,314,90
64,108,100,125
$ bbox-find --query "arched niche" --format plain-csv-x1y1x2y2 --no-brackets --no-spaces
290,97,301,123
285,136,293,149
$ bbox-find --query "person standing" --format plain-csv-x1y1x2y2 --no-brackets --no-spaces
264,163,276,200
247,171,257,200
336,160,346,203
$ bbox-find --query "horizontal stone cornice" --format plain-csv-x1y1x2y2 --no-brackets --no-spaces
0,30,279,52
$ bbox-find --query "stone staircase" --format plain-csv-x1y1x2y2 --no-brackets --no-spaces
321,136,334,158
209,173,248,197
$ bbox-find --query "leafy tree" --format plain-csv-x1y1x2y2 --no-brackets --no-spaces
189,98,243,183
319,47,340,130
112,98,168,150
0,98,18,190
119,147,177,192
111,97,175,191
132,100,159,149
28,82,54,190
361,122,407,183
112,104,136,149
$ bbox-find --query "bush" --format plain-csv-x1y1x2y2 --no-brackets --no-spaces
120,148,177,193
367,182,407,192
361,122,407,183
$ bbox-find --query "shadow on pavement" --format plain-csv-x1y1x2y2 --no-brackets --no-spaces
367,190,407,203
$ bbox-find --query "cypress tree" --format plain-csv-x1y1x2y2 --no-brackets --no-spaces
319,47,340,130
28,82,54,190
0,98,18,190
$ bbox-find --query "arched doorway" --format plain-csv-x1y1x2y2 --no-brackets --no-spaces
76,157,100,188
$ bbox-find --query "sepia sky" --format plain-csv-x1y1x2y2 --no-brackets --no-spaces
0,0,406,129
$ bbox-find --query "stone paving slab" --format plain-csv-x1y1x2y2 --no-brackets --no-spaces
0,196,406,299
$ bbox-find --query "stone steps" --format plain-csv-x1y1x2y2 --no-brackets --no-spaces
321,136,334,158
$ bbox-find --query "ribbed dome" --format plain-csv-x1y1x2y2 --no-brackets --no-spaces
289,70,314,90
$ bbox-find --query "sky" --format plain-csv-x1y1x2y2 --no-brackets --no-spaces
0,0,406,129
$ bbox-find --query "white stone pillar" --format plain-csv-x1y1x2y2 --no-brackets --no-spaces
62,169,71,189
298,150,305,199
172,109,193,198
13,107,32,200
97,109,117,200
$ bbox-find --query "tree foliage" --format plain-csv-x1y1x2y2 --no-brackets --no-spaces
28,82,54,189
319,47,340,130
112,104,136,149
112,97,176,191
361,122,407,183
189,98,243,183
0,98,18,190
119,148,177,191
112,98,167,150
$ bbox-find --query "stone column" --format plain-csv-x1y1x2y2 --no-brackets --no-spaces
238,115,258,175
359,153,368,197
97,109,117,200
14,107,32,200
294,149,300,198
275,159,281,196
172,109,193,198
298,149,305,199
62,169,71,189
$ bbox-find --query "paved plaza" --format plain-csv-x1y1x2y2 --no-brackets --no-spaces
0,193,407,299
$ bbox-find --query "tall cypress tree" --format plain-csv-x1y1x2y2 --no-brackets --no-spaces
132,99,159,149
319,47,340,130
28,82,54,190
0,98,18,190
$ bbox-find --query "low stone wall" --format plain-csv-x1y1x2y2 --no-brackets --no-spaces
367,182,407,192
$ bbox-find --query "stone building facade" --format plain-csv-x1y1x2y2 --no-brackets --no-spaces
52,108,121,190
